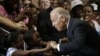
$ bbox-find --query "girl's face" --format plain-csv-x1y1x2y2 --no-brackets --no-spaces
31,7,39,25
31,32,42,45
83,6,94,21
52,0,59,8
23,0,31,9
31,8,39,19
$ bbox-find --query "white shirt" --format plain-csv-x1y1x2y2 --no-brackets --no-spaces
6,47,17,56
92,20,100,35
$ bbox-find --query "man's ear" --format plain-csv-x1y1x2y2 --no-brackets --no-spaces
60,16,66,21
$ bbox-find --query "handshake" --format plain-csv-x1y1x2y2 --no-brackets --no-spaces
46,37,69,51
42,37,69,56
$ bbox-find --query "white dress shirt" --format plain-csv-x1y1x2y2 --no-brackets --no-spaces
57,18,70,51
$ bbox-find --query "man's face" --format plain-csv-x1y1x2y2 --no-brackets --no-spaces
40,0,51,9
50,14,67,31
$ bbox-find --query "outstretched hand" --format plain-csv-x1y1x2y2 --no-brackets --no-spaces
50,41,58,49
15,21,28,31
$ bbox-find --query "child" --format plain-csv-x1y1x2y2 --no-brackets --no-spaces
24,30,55,56
6,31,51,56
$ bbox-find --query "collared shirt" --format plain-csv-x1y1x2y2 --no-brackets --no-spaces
57,17,70,51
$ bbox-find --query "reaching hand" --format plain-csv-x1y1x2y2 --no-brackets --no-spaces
50,41,57,49
15,21,28,31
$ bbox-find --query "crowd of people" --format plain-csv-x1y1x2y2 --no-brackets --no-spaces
0,0,100,56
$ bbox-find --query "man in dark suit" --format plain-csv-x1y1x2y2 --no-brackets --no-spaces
50,7,100,56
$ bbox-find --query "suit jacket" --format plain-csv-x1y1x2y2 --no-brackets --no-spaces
59,18,100,56
37,7,66,42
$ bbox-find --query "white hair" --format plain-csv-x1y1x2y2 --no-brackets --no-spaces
50,7,70,19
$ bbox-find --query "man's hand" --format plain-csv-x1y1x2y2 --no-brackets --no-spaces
50,41,58,49
45,42,52,51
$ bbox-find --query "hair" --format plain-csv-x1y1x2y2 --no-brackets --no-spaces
61,0,71,4
23,29,35,45
3,0,19,14
7,31,21,47
51,0,61,5
98,4,100,12
83,4,95,12
38,0,41,6
71,5,83,18
50,7,70,19
38,0,51,6
22,0,32,3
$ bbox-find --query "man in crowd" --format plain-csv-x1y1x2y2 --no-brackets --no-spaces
50,7,100,56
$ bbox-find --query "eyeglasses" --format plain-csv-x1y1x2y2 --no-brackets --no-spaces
24,3,32,7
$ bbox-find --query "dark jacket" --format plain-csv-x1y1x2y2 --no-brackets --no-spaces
59,18,100,56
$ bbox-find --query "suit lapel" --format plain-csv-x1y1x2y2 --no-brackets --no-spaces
67,18,74,39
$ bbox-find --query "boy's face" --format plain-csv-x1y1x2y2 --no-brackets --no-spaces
31,32,42,45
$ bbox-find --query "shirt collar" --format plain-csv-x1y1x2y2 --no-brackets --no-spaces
67,17,70,29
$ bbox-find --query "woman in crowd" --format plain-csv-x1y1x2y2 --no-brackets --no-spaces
0,0,28,31
61,0,71,12
6,31,51,56
24,30,55,56
82,5,100,35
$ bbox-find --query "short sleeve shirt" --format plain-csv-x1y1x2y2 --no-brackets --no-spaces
6,47,17,56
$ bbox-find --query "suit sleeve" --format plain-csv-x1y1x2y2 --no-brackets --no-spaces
59,24,88,54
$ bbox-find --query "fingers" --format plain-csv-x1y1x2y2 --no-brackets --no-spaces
16,21,28,31
50,41,57,49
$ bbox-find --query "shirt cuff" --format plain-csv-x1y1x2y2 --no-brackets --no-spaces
57,44,60,51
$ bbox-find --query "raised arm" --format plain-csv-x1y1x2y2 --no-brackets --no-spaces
0,16,28,31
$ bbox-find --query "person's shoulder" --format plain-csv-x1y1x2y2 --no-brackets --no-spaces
6,47,17,56
0,5,4,9
7,47,17,52
0,5,7,16
39,7,52,14
38,10,49,18
71,18,86,24
70,18,89,27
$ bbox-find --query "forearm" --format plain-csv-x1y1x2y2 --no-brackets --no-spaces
12,50,31,56
15,14,26,22
0,16,17,29
12,48,47,56
30,48,48,55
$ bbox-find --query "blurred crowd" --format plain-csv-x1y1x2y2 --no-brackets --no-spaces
0,0,100,56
